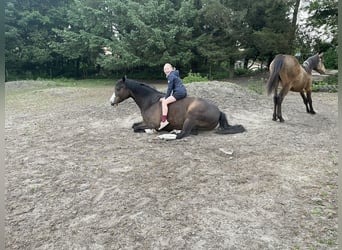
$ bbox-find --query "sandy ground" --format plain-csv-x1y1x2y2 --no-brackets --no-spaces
5,80,338,249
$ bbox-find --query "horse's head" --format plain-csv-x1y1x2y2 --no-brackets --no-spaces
109,76,130,106
313,52,326,74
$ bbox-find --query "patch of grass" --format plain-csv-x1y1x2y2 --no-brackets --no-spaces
6,79,116,97
317,238,336,246
51,78,115,87
320,191,328,197
247,80,265,95
311,207,323,215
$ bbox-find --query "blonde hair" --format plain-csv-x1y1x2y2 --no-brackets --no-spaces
164,63,173,70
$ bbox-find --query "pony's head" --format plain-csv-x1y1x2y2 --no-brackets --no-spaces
311,52,326,74
109,76,130,106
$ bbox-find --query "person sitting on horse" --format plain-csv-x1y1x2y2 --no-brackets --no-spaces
158,63,187,130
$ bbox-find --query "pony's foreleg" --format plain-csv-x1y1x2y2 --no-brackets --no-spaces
300,91,315,114
132,121,150,133
300,91,310,113
306,91,316,114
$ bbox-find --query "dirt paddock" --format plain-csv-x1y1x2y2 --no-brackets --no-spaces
5,80,338,249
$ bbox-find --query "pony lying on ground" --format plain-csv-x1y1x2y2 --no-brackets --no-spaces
266,52,326,122
110,77,246,139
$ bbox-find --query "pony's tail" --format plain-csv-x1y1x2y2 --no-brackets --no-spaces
216,112,246,134
266,55,284,96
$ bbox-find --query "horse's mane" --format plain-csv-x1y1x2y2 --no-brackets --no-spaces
125,78,164,103
303,54,319,73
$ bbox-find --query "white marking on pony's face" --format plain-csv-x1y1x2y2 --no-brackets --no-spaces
109,92,116,105
318,59,326,74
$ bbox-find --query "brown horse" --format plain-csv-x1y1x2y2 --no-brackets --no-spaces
266,53,326,122
109,77,246,139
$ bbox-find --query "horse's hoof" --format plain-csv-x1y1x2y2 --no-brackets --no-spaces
310,110,316,114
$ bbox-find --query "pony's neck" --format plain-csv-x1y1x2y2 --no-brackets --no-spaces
302,56,317,74
302,60,312,74
128,81,163,110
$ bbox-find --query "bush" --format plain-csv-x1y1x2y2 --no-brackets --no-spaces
323,47,338,69
183,71,209,83
234,68,254,76
312,74,338,92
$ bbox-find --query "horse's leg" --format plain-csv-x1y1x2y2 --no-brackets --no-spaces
132,121,143,129
306,91,316,114
300,91,310,113
190,128,199,135
176,118,195,139
272,87,279,121
132,122,150,133
273,95,278,121
276,85,290,122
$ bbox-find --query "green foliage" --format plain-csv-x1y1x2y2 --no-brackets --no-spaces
210,71,231,80
5,0,337,80
306,0,337,40
98,0,196,72
234,68,254,76
5,0,71,79
323,47,338,69
295,0,338,61
312,74,338,92
183,71,208,83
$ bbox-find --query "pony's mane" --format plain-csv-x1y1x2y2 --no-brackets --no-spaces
123,78,164,104
303,54,319,73
125,79,163,94
307,54,319,65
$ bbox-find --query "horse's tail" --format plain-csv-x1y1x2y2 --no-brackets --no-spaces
266,54,284,96
216,112,246,134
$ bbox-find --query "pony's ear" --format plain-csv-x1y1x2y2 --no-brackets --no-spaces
122,75,127,82
318,51,324,57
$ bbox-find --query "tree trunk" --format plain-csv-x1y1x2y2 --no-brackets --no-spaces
290,0,301,53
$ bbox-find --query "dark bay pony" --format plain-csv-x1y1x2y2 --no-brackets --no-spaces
266,53,325,122
109,77,246,139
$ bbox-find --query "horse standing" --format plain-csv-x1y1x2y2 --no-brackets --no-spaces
109,77,246,139
266,53,326,122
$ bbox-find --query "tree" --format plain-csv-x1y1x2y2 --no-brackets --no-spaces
306,0,337,43
192,0,241,77
296,0,337,68
288,0,301,52
6,0,336,79
49,0,114,77
97,0,196,75
5,0,70,79
234,0,293,67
